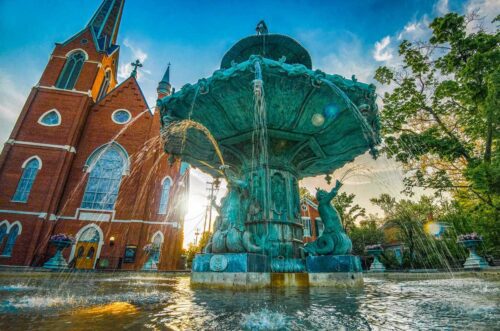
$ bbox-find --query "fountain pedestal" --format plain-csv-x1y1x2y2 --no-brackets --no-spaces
306,255,362,272
306,255,363,287
191,253,271,288
192,253,271,273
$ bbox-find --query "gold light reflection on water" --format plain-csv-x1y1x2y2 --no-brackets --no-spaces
73,301,138,316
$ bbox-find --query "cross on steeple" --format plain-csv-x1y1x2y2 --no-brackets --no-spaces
130,59,143,78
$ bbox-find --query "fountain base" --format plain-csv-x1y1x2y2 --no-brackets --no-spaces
306,255,362,273
192,253,271,273
191,271,364,288
191,254,364,288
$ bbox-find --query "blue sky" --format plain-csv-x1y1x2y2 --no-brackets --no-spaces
0,0,496,245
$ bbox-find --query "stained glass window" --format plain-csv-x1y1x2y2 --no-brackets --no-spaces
39,110,60,126
158,178,171,215
56,51,86,90
112,110,131,124
2,224,20,256
12,158,40,202
81,146,126,210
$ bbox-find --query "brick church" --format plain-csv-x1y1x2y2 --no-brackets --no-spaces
0,0,188,270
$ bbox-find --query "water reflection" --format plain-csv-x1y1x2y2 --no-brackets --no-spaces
0,272,498,330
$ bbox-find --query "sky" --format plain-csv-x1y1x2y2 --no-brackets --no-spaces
0,0,497,246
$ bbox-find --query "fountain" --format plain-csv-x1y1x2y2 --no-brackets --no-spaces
158,23,380,287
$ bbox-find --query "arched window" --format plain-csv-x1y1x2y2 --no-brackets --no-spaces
159,177,172,215
151,232,164,265
0,223,7,249
81,144,128,210
12,158,41,202
97,69,111,101
302,218,312,238
38,109,61,126
315,218,324,237
2,224,20,256
56,51,86,90
79,226,100,242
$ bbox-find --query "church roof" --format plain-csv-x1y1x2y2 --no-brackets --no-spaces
61,0,125,55
94,75,150,111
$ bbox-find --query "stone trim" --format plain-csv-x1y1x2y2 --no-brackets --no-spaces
37,85,92,97
5,139,76,153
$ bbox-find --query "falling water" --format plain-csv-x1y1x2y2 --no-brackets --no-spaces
251,60,270,218
162,119,225,170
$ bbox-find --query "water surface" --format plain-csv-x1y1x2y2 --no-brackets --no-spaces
0,272,498,330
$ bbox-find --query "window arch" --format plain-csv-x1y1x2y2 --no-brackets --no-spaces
0,222,8,252
159,177,172,215
56,50,86,90
38,109,61,126
152,231,164,244
2,223,20,256
81,143,128,210
97,69,111,101
12,157,41,202
79,226,100,242
69,224,104,269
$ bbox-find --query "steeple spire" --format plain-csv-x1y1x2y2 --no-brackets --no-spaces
157,63,172,98
87,0,125,53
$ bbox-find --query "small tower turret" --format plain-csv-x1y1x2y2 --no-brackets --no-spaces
157,63,172,99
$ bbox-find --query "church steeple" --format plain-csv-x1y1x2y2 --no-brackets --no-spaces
157,63,172,98
87,0,125,53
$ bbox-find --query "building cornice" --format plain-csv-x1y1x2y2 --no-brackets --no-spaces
5,139,76,153
37,85,92,97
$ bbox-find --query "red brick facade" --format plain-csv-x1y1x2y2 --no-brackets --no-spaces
0,1,186,271
300,197,322,243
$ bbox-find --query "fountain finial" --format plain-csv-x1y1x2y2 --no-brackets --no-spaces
256,20,268,35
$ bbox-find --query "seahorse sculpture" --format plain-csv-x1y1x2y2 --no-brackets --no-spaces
203,166,265,254
303,180,352,256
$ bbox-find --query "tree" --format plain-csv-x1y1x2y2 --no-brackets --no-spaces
299,186,314,201
374,13,499,213
349,217,385,255
332,192,366,233
184,231,211,266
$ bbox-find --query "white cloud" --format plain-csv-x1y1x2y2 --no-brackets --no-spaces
397,18,432,41
434,0,450,15
0,70,30,146
464,0,499,33
373,36,393,62
118,38,151,81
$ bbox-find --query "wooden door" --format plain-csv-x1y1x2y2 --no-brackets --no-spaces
75,242,98,269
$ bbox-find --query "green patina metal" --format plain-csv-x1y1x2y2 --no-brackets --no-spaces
158,26,380,272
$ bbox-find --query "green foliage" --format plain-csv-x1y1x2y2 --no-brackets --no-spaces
332,192,366,233
349,218,385,255
299,187,314,201
185,232,211,265
374,12,500,216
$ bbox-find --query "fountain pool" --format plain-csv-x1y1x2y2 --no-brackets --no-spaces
0,272,498,330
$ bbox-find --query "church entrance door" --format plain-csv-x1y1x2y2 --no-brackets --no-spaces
74,226,101,270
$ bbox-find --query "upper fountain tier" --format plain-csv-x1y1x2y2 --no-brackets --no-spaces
220,34,312,70
158,31,380,179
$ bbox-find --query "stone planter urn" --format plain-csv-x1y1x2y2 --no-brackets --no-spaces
458,236,489,270
43,240,73,270
366,245,386,272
